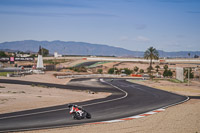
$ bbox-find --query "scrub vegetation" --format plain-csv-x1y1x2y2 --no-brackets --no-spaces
0,72,14,76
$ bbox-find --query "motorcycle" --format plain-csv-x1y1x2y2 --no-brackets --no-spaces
68,104,91,120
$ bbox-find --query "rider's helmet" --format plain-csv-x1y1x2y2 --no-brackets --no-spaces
68,104,73,108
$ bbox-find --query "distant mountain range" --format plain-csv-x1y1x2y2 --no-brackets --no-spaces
0,40,199,58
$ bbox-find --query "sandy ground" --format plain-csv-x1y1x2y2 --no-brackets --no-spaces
0,71,70,85
129,79,200,96
115,61,199,72
0,72,109,114
21,79,200,133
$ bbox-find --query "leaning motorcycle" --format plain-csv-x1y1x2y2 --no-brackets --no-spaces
68,104,91,120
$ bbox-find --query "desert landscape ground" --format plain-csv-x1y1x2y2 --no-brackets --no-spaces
0,59,200,133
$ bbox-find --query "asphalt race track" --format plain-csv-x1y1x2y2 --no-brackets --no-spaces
74,61,99,67
0,78,188,132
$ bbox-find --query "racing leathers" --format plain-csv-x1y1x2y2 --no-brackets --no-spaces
70,105,84,116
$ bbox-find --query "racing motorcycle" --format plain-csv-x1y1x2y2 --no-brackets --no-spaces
68,104,91,120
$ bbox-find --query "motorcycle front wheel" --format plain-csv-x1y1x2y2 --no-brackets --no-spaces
86,112,91,119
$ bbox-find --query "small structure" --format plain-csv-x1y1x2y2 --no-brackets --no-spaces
176,67,184,82
16,53,30,57
54,52,62,58
36,55,45,69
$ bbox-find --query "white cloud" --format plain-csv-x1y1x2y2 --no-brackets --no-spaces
135,36,150,42
119,35,150,42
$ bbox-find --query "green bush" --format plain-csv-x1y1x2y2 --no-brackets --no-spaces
97,69,103,74
155,65,160,72
134,66,139,73
68,66,87,72
0,72,14,76
123,68,133,75
0,51,8,57
184,68,194,79
108,68,115,74
163,69,173,77
164,65,168,70
139,69,144,73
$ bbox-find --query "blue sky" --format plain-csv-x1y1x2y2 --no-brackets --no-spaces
0,0,200,52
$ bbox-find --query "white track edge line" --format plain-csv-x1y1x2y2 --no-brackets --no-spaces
0,78,128,120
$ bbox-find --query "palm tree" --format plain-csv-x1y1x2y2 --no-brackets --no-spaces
144,47,159,77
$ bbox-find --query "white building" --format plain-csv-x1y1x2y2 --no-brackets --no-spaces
16,53,30,57
54,52,62,58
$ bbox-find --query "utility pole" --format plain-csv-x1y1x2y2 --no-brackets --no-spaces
188,68,190,86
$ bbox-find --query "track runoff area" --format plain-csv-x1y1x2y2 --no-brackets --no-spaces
0,78,188,132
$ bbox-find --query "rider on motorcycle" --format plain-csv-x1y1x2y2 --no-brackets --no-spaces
68,104,91,120
68,104,84,117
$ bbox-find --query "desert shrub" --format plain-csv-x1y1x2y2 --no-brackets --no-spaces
140,69,144,74
68,66,87,72
164,65,168,70
108,68,116,74
134,66,139,73
139,69,144,73
155,65,160,72
123,68,133,75
97,69,103,74
184,68,194,79
163,69,173,78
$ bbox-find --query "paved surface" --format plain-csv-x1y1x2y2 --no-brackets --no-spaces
0,78,187,132
74,61,99,67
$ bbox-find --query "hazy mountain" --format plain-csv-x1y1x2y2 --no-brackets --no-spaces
0,40,144,57
0,40,199,57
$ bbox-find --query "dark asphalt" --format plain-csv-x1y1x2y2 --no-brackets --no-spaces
74,61,99,67
189,96,200,99
0,78,187,132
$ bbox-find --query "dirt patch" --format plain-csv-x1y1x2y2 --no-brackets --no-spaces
0,83,109,114
0,71,70,85
129,79,200,96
